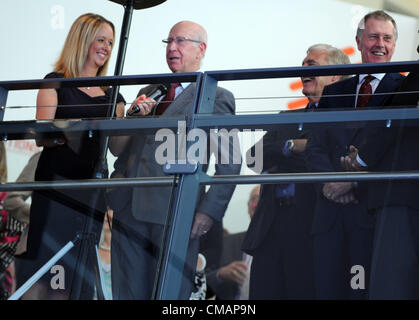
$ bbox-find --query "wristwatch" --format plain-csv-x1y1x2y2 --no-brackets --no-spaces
282,139,294,157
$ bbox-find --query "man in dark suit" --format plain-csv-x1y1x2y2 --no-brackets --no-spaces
341,46,419,299
206,185,260,300
305,10,405,299
242,44,350,299
109,21,241,299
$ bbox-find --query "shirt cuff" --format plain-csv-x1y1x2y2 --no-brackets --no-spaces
356,154,368,167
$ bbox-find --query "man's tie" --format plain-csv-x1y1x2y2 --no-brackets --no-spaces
306,102,317,110
356,75,375,107
155,83,180,115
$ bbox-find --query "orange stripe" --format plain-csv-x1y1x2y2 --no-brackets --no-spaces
289,80,303,91
342,46,356,56
288,98,308,110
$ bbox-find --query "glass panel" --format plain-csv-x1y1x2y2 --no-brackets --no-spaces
107,128,180,300
2,128,178,300
168,77,419,301
2,69,418,301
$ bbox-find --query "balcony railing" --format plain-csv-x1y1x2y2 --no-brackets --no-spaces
1,60,418,299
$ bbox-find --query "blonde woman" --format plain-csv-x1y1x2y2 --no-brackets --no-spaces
22,13,125,300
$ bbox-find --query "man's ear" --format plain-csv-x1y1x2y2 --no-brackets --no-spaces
331,75,341,83
355,35,361,51
199,42,207,58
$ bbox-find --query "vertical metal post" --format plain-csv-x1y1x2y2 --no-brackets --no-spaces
101,0,134,162
157,73,219,299
113,0,134,77
0,86,8,122
196,73,218,115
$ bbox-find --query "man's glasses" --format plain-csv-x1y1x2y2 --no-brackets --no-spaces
162,37,202,46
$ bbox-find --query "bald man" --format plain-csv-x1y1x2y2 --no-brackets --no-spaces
109,21,241,300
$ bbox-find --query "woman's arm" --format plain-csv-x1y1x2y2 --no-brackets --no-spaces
35,88,65,147
36,88,58,120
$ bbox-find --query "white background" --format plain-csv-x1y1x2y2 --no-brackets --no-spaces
1,0,418,232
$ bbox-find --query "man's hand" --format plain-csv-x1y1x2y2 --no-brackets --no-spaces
190,212,214,239
292,139,308,153
341,145,363,171
322,182,354,202
332,190,359,205
218,261,248,285
126,94,156,116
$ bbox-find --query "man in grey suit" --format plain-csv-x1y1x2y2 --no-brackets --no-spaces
109,21,241,300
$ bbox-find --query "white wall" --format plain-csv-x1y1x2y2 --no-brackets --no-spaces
1,0,418,232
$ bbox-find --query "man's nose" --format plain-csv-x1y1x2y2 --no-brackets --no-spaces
166,40,178,51
376,36,385,47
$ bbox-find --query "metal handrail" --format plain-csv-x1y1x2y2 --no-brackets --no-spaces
0,61,418,191
1,61,417,91
2,107,419,141
1,170,419,192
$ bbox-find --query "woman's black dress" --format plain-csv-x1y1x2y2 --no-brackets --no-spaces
22,72,124,299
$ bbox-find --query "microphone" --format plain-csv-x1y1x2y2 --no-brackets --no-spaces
127,84,169,116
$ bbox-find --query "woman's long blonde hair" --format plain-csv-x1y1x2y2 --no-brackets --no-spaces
54,13,115,79
0,142,7,184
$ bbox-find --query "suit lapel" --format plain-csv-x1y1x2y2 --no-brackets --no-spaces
367,73,403,108
162,84,196,117
340,76,359,143
343,75,359,109
349,73,404,144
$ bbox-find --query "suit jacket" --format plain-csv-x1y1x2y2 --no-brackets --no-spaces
305,73,405,234
109,83,241,224
206,231,246,300
242,107,315,254
356,71,419,210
